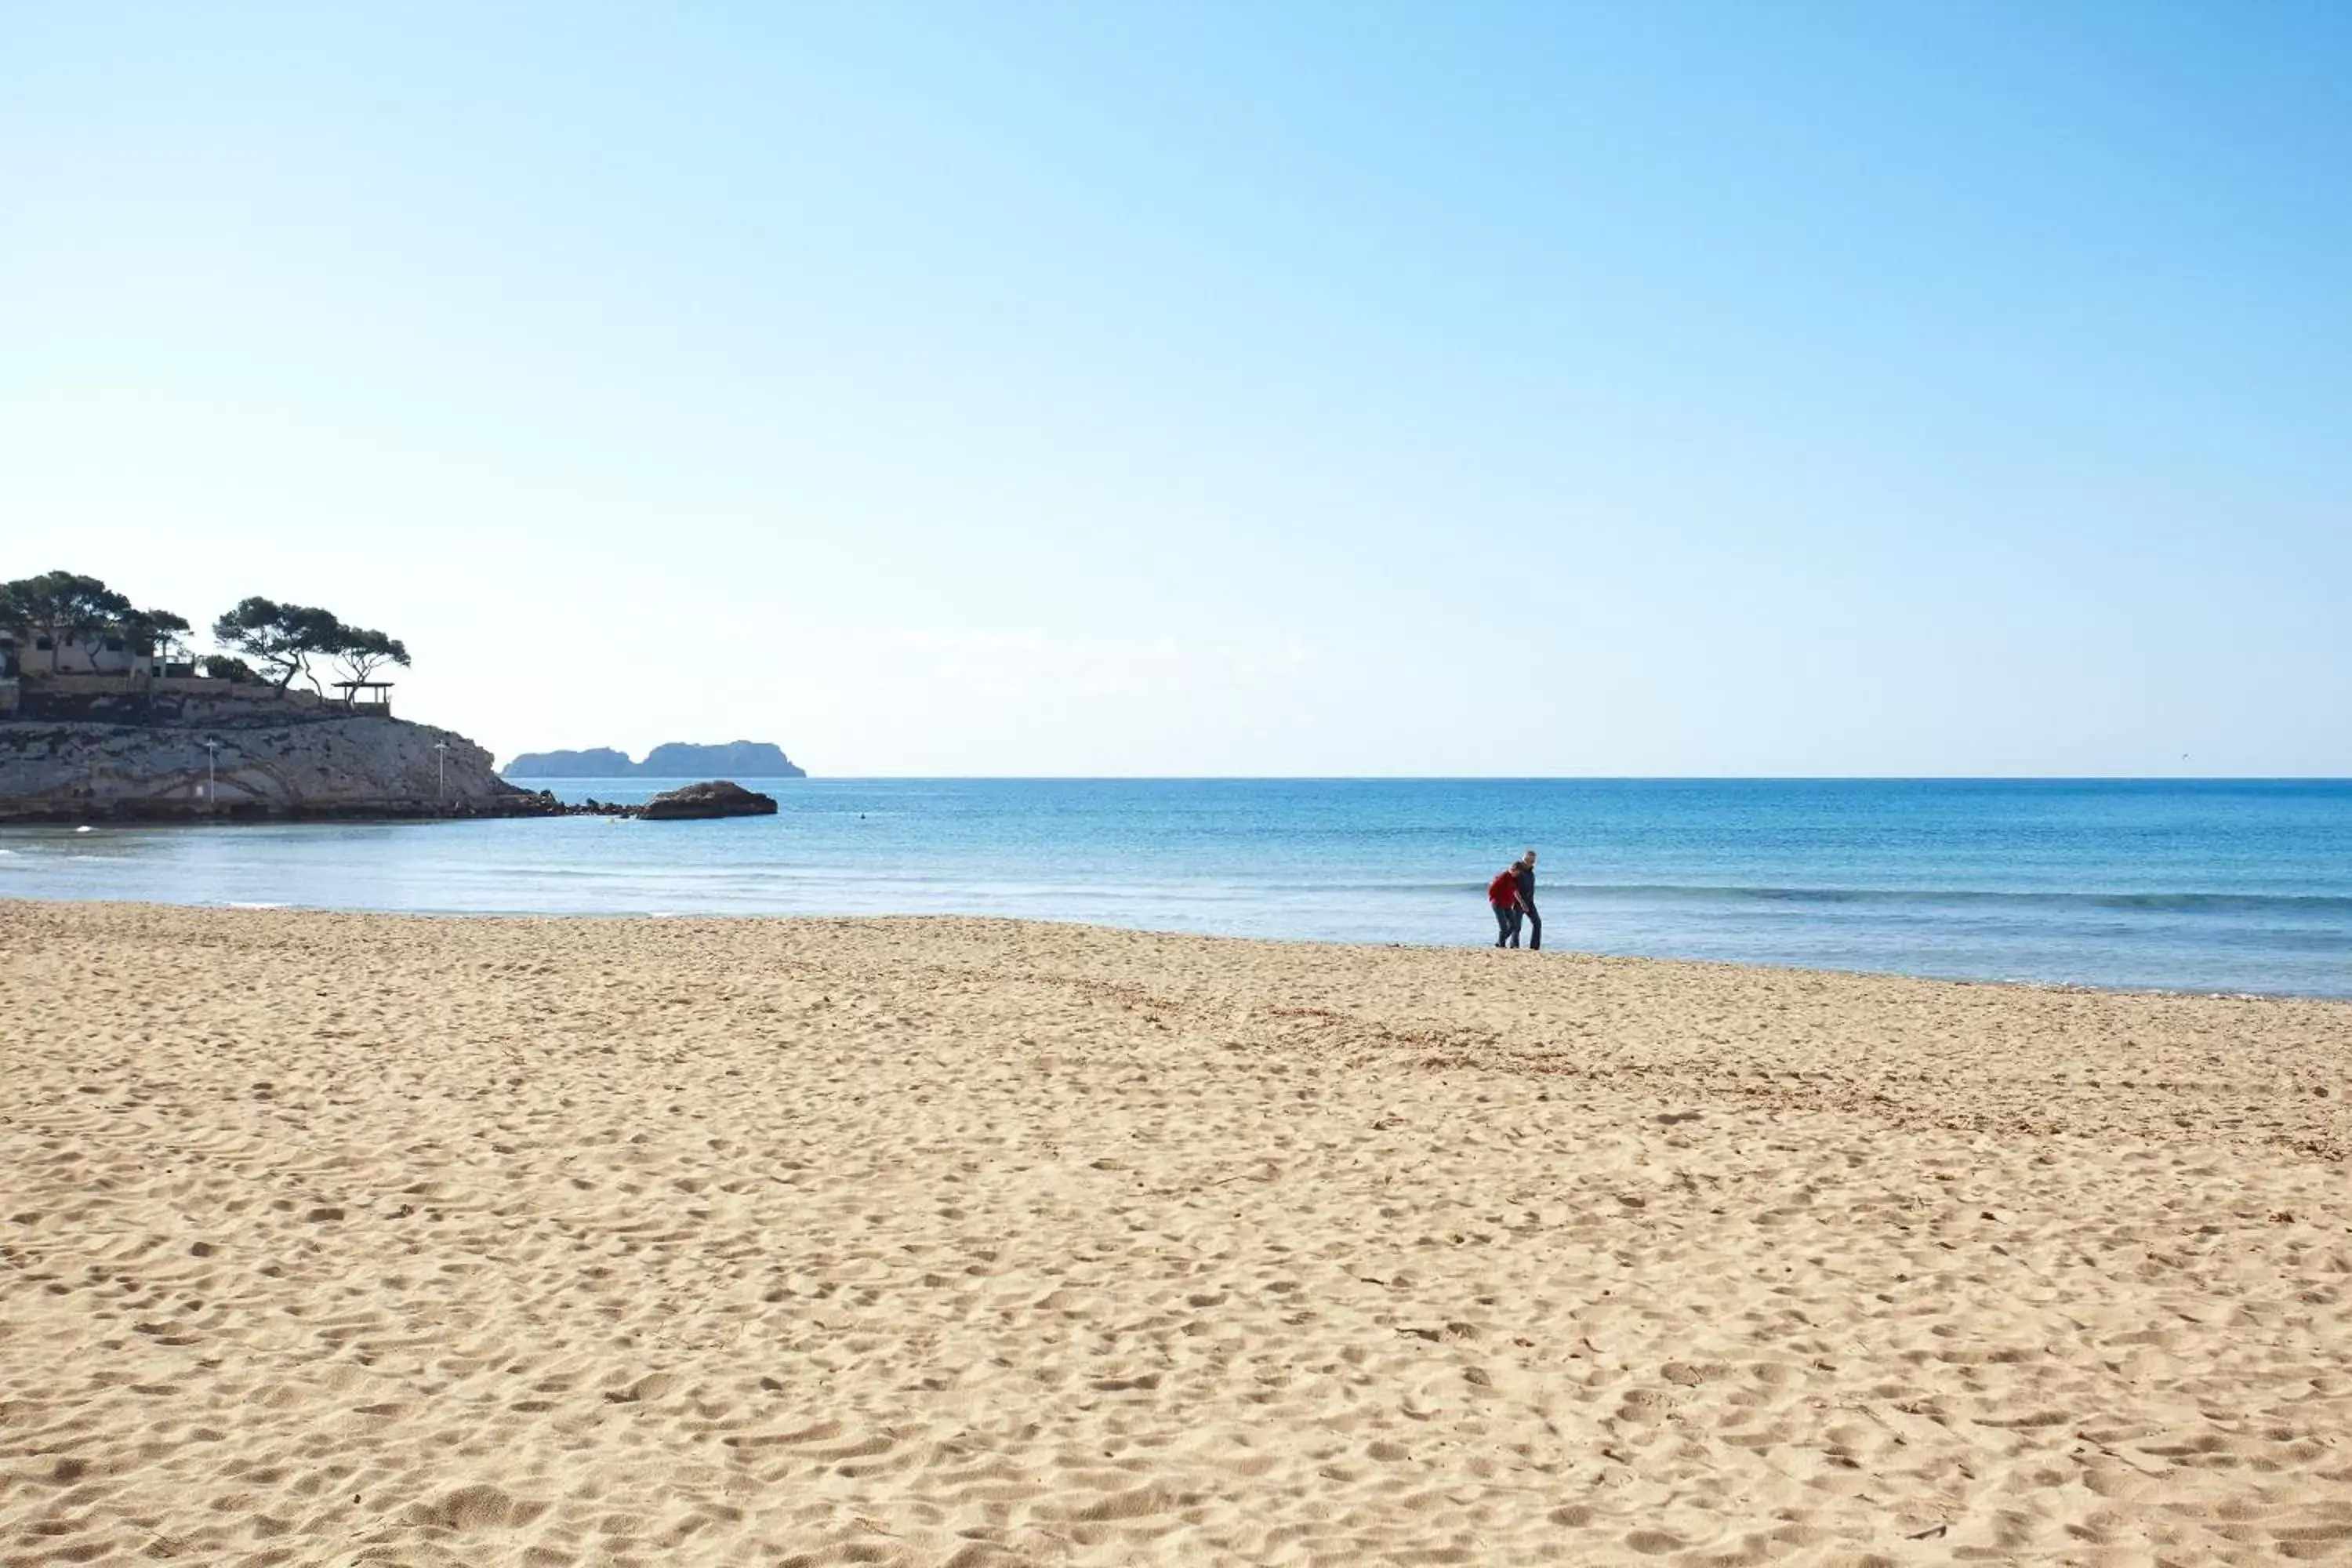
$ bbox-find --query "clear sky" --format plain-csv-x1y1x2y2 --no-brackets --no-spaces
5,2,2347,775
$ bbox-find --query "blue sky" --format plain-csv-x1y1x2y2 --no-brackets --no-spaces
4,2,2346,774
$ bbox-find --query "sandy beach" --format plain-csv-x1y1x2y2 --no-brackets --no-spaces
3,901,2348,1566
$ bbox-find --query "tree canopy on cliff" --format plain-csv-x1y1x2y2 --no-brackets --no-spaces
330,625,411,691
211,598,345,691
0,571,190,668
125,608,191,662
0,572,130,641
211,597,409,696
0,575,404,693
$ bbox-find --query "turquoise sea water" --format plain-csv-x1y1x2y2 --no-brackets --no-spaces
3,779,2348,997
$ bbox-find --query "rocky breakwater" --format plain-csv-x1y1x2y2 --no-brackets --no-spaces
0,693,566,823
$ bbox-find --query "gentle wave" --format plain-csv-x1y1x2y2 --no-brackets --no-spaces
1293,880,2352,913
1541,884,2352,914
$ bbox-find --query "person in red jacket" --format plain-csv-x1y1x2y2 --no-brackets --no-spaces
1513,848,1541,951
1487,866,1524,948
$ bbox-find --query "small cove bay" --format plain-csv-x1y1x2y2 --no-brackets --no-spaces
3,778,2347,997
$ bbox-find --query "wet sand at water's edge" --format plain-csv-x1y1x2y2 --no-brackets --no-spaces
3,901,2349,1564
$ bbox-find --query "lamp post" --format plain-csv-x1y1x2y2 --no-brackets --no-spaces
434,740,448,800
204,739,218,806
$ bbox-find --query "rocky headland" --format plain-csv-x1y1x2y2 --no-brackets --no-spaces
0,568,775,825
0,688,566,823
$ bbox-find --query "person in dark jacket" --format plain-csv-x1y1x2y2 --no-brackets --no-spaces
1513,848,1541,951
1486,866,1523,948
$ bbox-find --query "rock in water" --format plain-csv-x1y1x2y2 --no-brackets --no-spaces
639,779,779,821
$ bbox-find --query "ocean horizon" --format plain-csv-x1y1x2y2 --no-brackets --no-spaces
4,776,2347,999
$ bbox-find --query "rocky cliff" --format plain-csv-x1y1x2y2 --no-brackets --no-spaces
0,693,546,822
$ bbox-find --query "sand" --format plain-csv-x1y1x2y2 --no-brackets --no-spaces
2,901,2349,1566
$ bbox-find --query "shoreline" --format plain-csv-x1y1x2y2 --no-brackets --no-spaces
0,894,2343,1004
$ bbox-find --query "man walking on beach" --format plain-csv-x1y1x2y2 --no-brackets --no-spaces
1514,848,1541,951
1487,865,1523,948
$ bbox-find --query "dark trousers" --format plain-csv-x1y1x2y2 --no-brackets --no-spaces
1493,904,1521,947
1520,900,1541,951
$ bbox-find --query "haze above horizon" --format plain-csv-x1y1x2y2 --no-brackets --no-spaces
4,2,2346,776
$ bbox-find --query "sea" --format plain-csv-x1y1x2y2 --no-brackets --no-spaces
3,779,2349,998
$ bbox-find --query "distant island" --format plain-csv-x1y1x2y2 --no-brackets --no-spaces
501,741,806,779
